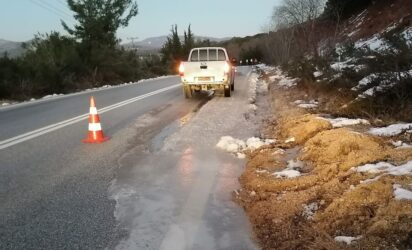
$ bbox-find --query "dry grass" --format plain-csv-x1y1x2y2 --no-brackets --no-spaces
278,114,333,145
301,128,391,172
235,80,412,250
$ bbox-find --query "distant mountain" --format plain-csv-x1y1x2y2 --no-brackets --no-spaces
122,35,232,51
0,39,25,58
0,35,232,57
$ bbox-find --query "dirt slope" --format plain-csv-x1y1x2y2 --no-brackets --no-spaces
234,67,412,250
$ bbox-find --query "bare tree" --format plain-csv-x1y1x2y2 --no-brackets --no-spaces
273,0,325,27
272,0,326,57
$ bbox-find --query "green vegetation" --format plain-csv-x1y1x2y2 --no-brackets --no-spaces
0,0,168,101
160,24,218,72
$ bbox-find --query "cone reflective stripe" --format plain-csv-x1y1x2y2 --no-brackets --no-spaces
90,107,98,115
83,96,109,143
89,123,102,131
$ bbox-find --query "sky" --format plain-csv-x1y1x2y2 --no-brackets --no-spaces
0,0,281,42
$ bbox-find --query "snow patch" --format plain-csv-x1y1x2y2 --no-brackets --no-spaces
368,123,412,137
319,117,370,128
355,161,412,176
298,103,318,109
331,60,365,72
248,104,258,112
353,70,412,98
355,35,386,51
295,100,318,109
334,236,362,245
42,93,62,99
216,136,246,154
216,136,275,157
246,137,265,150
1,75,174,108
278,77,298,88
258,65,298,88
401,27,412,45
237,153,246,159
248,73,258,104
313,71,323,78
393,184,412,200
272,159,304,179
257,64,278,75
273,169,301,178
392,140,412,149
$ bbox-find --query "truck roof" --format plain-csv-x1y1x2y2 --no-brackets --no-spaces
190,47,226,50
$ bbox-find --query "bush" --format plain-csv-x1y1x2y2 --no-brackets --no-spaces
344,78,412,122
283,57,316,80
0,32,167,100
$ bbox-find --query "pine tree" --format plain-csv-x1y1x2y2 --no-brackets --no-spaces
62,0,138,72
183,25,195,58
171,25,182,61
62,0,138,48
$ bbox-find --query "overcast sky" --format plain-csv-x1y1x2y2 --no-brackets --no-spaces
0,0,281,42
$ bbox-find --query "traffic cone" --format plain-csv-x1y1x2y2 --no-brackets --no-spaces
83,96,109,143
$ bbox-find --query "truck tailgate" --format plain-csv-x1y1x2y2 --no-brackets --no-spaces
183,61,227,83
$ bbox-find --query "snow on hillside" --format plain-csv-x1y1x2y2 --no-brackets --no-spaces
332,21,412,100
353,70,412,99
355,26,412,51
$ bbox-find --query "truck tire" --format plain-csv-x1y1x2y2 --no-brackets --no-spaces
183,85,192,99
224,86,231,97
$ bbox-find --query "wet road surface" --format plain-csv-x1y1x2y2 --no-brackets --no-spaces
1,67,261,249
111,67,260,250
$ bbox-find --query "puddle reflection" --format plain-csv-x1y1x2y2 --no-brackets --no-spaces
177,147,194,188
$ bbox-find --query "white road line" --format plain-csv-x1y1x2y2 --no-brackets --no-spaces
0,76,178,111
0,84,181,150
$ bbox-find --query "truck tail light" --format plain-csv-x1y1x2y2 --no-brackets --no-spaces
179,63,185,76
224,62,230,74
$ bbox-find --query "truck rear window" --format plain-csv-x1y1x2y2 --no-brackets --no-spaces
190,49,227,62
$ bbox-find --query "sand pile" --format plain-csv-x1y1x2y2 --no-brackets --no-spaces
277,114,332,144
302,128,391,172
236,72,412,249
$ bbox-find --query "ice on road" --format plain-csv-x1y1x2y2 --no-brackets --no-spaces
110,67,265,250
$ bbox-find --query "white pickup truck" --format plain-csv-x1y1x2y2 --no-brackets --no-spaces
178,47,235,98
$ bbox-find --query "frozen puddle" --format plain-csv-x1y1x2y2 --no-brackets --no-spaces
110,67,262,250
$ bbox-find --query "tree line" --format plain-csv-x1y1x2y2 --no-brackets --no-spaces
221,0,388,65
0,0,168,101
160,24,220,71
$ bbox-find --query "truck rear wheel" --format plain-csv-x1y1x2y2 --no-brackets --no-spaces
224,86,231,97
183,86,192,99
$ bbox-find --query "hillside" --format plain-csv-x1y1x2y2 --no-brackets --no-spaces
231,1,412,249
0,39,24,58
121,35,231,52
265,0,412,123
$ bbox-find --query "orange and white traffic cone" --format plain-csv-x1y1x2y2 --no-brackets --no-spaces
83,96,109,143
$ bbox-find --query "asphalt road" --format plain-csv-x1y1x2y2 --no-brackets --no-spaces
0,76,209,249
0,67,258,250
111,66,259,250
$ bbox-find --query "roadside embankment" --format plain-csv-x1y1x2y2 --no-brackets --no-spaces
232,65,412,250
